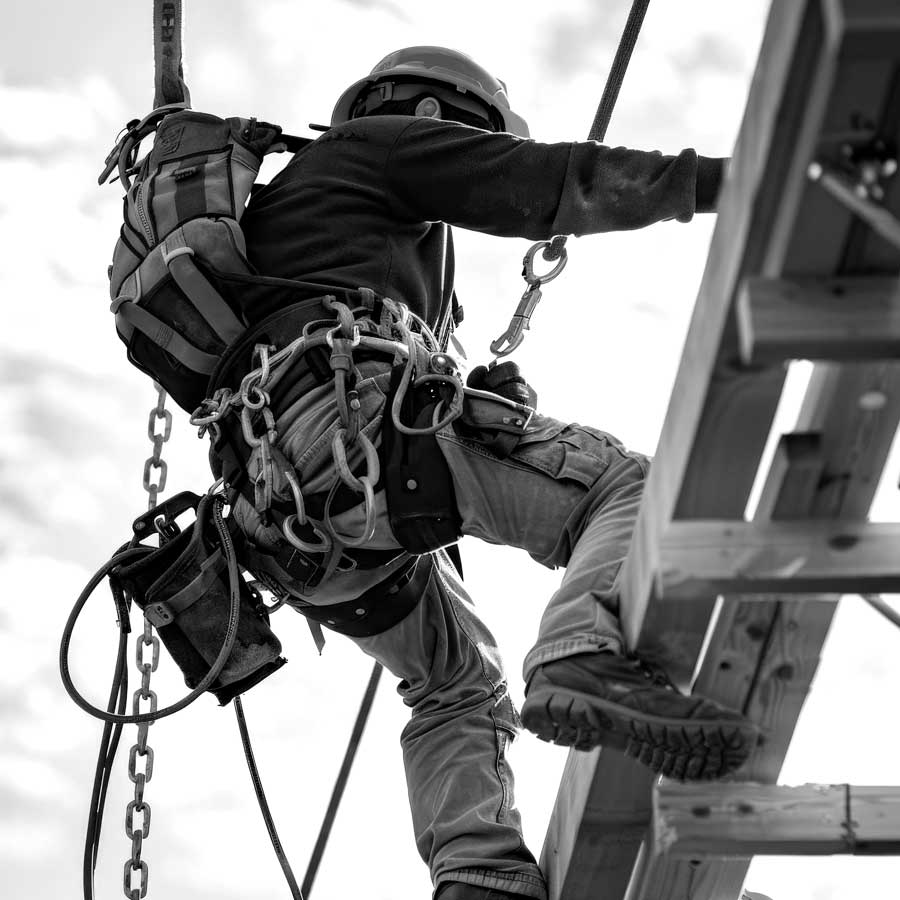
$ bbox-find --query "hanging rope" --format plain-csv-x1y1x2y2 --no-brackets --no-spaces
489,0,652,360
302,662,384,898
235,697,304,899
862,594,900,631
544,0,651,262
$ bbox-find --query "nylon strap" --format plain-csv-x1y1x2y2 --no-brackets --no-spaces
117,301,220,374
153,0,190,108
145,548,226,627
164,249,246,344
545,0,650,261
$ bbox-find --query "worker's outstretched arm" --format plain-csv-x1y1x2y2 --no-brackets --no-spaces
384,116,726,241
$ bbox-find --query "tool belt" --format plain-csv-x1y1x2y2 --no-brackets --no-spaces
204,295,465,571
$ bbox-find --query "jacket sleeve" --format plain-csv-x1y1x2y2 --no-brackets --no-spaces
384,117,725,241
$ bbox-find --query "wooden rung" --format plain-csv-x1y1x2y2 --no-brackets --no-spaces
653,782,900,857
657,520,900,598
737,276,900,365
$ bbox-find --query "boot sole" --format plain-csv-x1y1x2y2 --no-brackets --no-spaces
521,686,757,780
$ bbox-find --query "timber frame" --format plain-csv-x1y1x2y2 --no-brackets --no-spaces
540,2,900,899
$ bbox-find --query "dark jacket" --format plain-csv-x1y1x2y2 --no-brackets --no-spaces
241,114,725,335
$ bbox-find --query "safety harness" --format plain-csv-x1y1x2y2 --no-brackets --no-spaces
63,0,653,896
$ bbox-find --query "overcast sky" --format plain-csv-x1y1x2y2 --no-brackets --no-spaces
2,2,900,899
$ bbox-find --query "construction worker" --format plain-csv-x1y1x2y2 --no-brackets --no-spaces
232,47,758,900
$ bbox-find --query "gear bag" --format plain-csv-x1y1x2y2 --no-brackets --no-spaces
101,106,308,413
115,491,286,705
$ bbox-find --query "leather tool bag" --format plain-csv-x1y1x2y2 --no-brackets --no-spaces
116,492,286,704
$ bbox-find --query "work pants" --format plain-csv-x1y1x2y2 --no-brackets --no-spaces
235,370,649,899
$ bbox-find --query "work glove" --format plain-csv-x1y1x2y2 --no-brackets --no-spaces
466,361,537,409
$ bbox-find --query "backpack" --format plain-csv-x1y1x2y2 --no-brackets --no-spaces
100,105,308,412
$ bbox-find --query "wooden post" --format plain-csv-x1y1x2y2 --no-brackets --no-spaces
652,783,900,857
737,276,900,365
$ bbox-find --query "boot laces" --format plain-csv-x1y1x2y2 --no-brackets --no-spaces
626,654,677,691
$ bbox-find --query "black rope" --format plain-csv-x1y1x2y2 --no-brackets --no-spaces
545,0,651,261
862,593,900,631
234,697,304,899
301,662,383,898
588,0,651,144
82,619,129,900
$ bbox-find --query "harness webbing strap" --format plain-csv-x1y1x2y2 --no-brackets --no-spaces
145,547,226,626
117,301,220,373
164,248,246,343
153,0,190,108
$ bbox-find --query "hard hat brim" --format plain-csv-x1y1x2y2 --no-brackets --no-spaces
331,70,530,138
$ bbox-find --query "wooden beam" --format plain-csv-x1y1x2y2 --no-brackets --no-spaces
658,520,900,598
627,362,900,900
652,783,900,857
620,0,840,670
542,0,900,895
623,435,839,900
541,750,654,900
737,276,900,365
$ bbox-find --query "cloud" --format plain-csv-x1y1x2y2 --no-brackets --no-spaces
0,75,126,153
341,0,411,20
538,0,625,80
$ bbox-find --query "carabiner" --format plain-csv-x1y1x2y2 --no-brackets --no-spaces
489,283,543,360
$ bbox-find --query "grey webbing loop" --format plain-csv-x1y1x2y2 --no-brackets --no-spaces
153,0,190,108
162,246,245,344
116,302,220,373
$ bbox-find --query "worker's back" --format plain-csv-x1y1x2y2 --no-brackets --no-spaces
241,115,455,330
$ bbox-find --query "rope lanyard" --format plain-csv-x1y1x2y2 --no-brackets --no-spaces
489,0,652,361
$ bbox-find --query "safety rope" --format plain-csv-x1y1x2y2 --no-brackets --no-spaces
235,697,304,899
862,594,900,631
301,662,384,898
490,0,652,360
544,0,651,262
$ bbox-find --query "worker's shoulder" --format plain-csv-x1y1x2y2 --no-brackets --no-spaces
315,115,505,149
314,115,421,147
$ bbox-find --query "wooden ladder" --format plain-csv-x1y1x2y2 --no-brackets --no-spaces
540,2,900,898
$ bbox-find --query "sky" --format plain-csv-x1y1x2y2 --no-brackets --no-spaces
2,1,899,899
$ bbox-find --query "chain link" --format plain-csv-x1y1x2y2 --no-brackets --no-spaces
124,384,169,898
143,383,172,510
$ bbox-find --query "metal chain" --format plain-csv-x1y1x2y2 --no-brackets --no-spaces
124,382,170,899
143,383,172,510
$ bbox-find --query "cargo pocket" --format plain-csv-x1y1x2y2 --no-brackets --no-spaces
510,420,613,489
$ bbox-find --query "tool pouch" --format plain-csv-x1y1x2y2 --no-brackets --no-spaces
382,366,462,555
116,492,286,705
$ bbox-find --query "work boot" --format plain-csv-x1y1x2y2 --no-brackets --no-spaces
521,652,759,780
436,884,526,900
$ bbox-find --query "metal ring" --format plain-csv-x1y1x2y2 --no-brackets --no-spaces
325,325,361,349
522,240,568,285
282,515,332,554
324,474,377,548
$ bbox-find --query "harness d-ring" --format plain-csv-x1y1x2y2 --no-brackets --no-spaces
522,240,568,286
